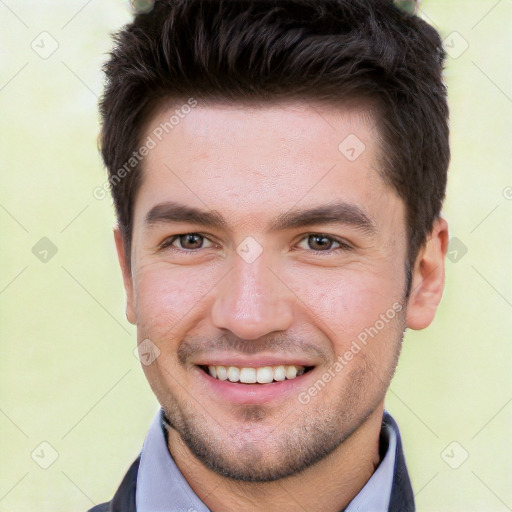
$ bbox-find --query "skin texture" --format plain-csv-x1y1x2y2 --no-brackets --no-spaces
115,101,449,512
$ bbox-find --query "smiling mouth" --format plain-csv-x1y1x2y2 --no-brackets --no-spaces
198,364,314,384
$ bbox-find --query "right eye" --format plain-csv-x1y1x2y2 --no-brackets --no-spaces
159,233,216,252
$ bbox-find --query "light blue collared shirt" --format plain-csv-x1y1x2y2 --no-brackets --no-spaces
136,408,397,512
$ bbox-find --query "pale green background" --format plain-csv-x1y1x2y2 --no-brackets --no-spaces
1,1,511,511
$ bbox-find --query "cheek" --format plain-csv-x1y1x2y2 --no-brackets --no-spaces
132,263,219,340
288,267,402,348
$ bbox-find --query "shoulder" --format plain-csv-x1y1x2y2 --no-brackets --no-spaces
383,412,416,512
86,456,141,512
87,504,110,512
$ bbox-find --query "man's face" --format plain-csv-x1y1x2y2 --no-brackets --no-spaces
121,101,410,481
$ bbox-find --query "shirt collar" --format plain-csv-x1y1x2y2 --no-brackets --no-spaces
136,408,397,512
136,409,210,512
344,414,396,511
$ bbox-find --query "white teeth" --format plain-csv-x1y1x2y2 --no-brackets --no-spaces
204,364,307,383
216,366,228,380
256,366,274,384
239,367,257,383
227,366,240,382
285,365,297,379
273,365,286,381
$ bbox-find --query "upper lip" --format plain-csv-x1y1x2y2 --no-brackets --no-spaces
193,354,316,368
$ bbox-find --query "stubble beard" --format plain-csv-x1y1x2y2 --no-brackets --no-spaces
153,309,407,482
160,357,400,482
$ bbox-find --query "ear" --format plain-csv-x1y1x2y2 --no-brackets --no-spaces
405,216,449,330
114,227,136,325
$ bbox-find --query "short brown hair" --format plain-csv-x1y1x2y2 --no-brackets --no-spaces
99,0,449,294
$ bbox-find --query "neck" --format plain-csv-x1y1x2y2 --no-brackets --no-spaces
167,404,385,512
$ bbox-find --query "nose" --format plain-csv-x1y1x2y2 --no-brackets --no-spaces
210,252,294,340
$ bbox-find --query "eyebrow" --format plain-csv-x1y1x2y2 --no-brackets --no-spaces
145,201,376,235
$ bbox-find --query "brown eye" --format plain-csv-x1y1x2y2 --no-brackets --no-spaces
296,234,351,253
178,233,204,249
160,233,215,251
307,234,334,251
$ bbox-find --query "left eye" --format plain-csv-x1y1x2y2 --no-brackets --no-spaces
297,234,349,252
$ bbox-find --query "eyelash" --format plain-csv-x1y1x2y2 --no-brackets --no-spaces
158,233,352,255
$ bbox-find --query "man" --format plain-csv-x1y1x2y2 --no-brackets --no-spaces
91,0,449,510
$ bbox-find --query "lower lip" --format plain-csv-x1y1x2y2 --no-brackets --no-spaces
195,366,314,405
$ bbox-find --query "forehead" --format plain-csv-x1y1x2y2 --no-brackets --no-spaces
134,100,402,231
